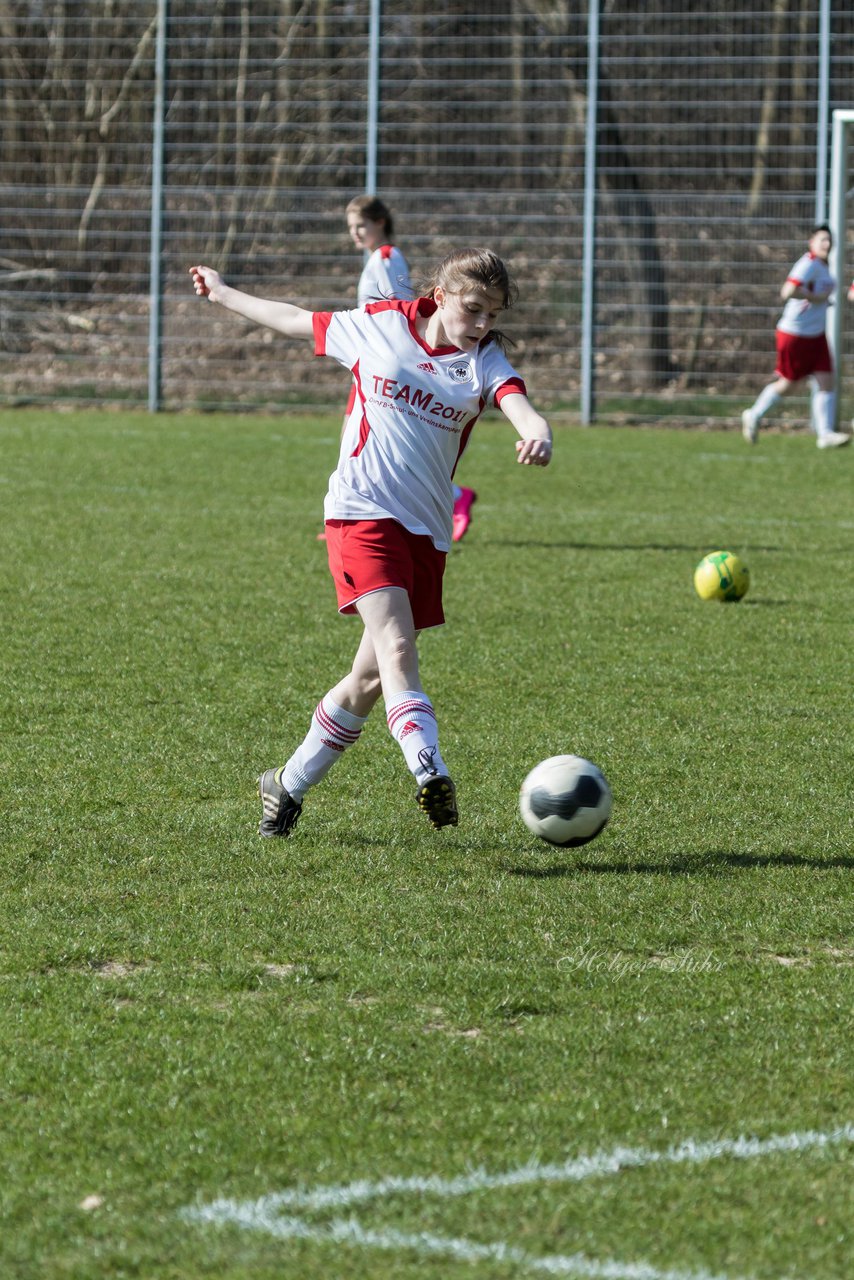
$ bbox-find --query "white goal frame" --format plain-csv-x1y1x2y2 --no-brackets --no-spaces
828,109,854,426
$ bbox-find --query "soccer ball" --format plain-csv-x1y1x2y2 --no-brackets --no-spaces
693,550,750,602
519,754,612,847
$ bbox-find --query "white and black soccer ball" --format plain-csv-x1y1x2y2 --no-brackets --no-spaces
519,754,612,847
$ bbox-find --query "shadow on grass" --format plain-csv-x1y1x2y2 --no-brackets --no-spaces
486,539,788,554
506,850,854,877
733,599,790,607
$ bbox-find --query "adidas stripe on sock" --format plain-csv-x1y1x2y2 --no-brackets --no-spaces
282,696,367,801
386,690,449,784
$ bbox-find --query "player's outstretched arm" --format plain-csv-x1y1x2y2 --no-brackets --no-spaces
499,392,553,467
189,265,315,339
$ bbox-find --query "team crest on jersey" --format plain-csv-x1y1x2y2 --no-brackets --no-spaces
447,360,473,384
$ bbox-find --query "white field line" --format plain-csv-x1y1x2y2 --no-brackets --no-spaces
181,1123,854,1280
185,1208,732,1280
188,1121,854,1215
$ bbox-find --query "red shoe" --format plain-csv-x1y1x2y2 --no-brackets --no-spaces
452,487,477,542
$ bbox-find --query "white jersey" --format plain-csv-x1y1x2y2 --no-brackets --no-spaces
313,298,526,551
777,251,835,337
357,244,414,304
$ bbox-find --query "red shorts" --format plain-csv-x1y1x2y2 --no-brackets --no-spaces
775,330,833,383
324,518,447,630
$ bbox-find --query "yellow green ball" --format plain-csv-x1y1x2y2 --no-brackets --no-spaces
693,550,750,602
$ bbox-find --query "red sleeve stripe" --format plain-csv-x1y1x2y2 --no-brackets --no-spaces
494,377,527,405
312,311,333,355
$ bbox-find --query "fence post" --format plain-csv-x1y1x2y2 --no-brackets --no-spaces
828,109,853,428
580,0,599,426
148,0,168,412
815,0,831,223
365,0,381,195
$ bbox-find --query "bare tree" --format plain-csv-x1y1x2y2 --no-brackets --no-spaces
747,0,789,216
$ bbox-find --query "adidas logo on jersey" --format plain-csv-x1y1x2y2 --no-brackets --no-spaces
417,361,438,375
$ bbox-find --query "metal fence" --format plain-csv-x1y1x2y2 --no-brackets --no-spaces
2,1,853,423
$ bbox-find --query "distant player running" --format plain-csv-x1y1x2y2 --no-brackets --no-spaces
189,248,553,837
741,224,850,449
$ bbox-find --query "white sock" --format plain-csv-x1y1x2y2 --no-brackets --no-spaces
452,483,462,503
813,389,836,437
282,696,368,801
752,384,781,421
386,690,449,784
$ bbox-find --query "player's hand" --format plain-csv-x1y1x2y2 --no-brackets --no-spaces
189,264,223,301
515,437,552,466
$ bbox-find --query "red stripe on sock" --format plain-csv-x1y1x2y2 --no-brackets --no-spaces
314,700,362,744
386,699,436,733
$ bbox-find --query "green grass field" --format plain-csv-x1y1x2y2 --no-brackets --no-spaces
1,408,852,1280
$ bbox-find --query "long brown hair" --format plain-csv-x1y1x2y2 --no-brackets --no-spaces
424,248,518,349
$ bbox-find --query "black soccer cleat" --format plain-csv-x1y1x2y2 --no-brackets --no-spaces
416,775,459,830
258,768,302,838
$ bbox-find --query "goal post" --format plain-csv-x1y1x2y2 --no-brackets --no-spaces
828,109,854,426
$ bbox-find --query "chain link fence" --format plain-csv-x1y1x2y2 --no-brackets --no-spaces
2,1,853,422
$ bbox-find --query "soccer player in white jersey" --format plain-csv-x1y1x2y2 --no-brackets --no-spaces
345,195,414,306
189,249,552,837
317,198,418,542
741,224,850,449
345,196,479,540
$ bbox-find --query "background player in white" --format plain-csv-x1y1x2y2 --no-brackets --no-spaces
190,248,553,837
741,224,849,449
345,195,479,541
317,197,420,542
345,194,413,306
